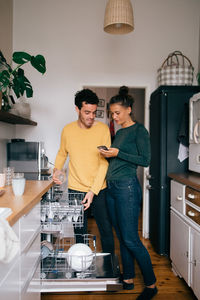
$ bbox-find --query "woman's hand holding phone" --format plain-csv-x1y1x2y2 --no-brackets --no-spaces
98,146,119,158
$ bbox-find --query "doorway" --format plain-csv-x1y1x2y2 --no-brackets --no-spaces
84,85,149,238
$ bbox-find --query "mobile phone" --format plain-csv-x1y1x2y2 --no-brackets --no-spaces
97,145,108,151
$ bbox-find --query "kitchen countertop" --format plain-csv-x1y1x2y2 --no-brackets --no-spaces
0,180,54,226
168,172,200,191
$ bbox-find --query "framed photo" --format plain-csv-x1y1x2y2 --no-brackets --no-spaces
98,99,105,107
96,109,104,118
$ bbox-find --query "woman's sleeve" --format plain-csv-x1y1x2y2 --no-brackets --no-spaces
117,126,151,167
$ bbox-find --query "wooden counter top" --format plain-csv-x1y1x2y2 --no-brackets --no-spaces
0,180,54,226
168,172,200,191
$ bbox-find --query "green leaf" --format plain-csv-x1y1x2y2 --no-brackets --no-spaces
0,51,7,63
12,69,33,98
12,52,32,64
31,55,46,74
0,70,10,89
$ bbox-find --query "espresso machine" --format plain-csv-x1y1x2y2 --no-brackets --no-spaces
7,140,51,180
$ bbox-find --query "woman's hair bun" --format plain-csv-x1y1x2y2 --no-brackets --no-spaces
119,86,129,96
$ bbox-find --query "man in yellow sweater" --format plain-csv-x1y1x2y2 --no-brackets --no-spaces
53,89,114,254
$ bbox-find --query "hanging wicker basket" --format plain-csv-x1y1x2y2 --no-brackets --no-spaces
157,51,194,86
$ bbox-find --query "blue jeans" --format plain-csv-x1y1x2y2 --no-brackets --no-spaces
106,177,156,286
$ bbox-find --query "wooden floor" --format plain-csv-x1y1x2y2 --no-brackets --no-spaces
42,214,197,300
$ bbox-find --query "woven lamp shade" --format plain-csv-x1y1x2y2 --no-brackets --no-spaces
104,0,134,34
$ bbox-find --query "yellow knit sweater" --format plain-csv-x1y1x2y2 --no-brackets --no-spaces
54,121,111,195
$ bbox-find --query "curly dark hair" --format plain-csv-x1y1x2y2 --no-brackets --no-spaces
109,86,134,109
75,89,99,109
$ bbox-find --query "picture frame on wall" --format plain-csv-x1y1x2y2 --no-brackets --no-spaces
96,110,104,118
98,99,105,107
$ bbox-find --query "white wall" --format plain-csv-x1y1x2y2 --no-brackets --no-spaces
12,0,200,164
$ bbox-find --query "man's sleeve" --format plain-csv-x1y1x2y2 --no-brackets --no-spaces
90,126,111,195
54,128,68,169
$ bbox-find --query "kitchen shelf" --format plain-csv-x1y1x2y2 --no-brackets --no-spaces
0,110,37,126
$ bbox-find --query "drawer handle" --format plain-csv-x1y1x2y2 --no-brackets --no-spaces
176,196,183,201
188,193,195,199
188,210,196,217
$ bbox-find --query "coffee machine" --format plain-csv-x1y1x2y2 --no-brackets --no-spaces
7,140,50,180
189,92,200,173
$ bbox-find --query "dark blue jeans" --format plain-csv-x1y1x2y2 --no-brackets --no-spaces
69,188,114,254
106,177,156,286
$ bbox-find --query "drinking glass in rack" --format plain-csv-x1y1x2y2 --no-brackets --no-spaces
4,167,15,185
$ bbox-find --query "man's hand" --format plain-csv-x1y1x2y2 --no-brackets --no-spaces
82,191,94,210
52,169,65,185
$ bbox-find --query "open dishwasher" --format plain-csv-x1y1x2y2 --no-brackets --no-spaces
31,186,122,293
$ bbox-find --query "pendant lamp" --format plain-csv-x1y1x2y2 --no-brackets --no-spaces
104,0,134,34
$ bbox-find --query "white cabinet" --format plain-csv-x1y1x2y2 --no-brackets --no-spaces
190,228,200,299
0,203,41,300
0,220,20,300
170,211,189,283
170,179,200,300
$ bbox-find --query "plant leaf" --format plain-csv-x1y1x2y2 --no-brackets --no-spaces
31,55,46,74
12,69,33,98
0,51,12,72
0,70,10,89
13,52,32,64
0,51,7,63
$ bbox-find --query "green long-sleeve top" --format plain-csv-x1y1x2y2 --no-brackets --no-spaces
106,122,151,180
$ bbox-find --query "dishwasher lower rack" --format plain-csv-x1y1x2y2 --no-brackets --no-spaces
41,191,84,231
41,234,96,280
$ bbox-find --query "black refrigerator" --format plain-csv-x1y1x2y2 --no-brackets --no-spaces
149,85,200,256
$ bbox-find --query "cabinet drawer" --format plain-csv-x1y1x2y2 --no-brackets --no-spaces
186,204,200,226
186,187,200,208
20,202,40,253
171,180,185,213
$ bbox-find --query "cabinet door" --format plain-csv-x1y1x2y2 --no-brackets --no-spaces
170,210,189,283
0,257,20,299
190,228,200,299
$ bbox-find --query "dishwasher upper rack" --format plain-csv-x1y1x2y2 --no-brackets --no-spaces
40,234,96,280
41,191,84,230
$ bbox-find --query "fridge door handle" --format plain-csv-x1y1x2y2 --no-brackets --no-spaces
146,185,152,190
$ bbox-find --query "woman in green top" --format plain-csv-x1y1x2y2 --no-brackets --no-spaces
99,86,157,300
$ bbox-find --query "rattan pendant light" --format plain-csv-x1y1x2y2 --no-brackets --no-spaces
104,0,134,34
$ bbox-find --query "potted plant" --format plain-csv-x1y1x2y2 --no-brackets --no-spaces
0,51,46,112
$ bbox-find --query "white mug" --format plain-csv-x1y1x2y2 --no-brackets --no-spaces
12,173,26,196
0,173,5,188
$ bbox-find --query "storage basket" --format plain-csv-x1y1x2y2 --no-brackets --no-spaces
157,51,194,86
